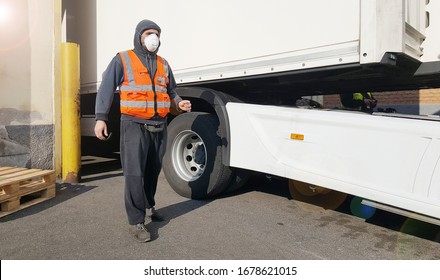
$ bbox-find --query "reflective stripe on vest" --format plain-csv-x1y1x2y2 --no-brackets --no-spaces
119,50,170,119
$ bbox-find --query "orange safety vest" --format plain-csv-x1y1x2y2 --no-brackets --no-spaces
118,50,170,119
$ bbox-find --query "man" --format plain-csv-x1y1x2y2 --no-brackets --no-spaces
94,19,191,242
339,92,377,112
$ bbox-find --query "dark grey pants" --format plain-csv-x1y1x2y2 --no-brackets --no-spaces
120,120,167,225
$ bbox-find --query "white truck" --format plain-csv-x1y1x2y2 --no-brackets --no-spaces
63,0,440,224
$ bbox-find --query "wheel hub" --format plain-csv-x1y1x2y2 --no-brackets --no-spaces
171,130,207,181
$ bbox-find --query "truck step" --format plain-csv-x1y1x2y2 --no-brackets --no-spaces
362,199,440,226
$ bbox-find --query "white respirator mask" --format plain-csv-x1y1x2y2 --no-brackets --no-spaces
144,33,160,52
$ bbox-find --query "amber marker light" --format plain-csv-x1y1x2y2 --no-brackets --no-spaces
290,133,304,140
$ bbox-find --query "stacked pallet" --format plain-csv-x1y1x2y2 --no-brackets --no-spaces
0,167,56,218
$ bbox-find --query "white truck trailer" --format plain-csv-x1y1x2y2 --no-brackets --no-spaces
63,0,440,223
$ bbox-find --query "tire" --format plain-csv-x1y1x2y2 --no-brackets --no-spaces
163,112,233,199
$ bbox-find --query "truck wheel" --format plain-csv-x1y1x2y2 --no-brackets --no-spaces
288,180,347,210
163,112,233,199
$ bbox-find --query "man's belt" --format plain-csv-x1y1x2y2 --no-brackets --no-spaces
144,123,165,132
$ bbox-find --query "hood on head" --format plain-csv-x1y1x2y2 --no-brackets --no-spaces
133,19,161,53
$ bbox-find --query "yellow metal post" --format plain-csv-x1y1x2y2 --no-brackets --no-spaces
61,43,81,183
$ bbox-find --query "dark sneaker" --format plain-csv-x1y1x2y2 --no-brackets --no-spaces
129,223,151,242
146,207,165,222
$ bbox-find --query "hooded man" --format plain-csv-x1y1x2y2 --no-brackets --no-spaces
94,19,191,242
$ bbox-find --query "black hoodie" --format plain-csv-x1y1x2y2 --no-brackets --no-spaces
95,19,182,124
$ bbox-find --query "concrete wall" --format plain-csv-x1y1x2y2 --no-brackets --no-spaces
0,0,61,170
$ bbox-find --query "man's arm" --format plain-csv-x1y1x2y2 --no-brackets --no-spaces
95,54,124,140
166,67,183,107
95,55,124,121
166,66,192,113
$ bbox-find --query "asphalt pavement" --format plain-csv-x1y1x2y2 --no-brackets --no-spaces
1,153,440,260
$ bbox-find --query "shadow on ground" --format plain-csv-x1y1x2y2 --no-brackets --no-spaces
0,182,97,223
0,150,122,223
221,173,440,243
80,152,123,183
145,199,212,241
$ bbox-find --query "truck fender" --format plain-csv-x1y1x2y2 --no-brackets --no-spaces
176,86,239,166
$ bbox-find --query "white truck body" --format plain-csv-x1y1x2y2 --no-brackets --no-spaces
227,103,440,219
66,0,439,93
64,0,440,222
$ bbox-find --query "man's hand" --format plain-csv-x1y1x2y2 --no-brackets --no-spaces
178,100,192,112
94,120,109,140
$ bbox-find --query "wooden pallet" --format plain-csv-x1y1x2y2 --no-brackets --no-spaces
0,167,56,218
